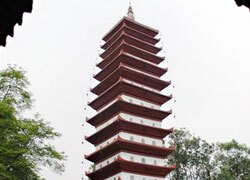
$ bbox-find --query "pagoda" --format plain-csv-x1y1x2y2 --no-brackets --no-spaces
85,6,175,180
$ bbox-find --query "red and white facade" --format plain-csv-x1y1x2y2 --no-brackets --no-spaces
85,7,175,180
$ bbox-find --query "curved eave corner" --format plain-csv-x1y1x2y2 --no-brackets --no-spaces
0,0,33,47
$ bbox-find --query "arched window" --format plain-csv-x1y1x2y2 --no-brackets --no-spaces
141,158,146,163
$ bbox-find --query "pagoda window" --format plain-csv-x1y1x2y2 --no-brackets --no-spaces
100,145,102,149
130,175,134,180
100,164,102,168
130,136,134,141
107,161,109,165
143,178,146,180
141,158,146,163
129,99,133,103
141,139,145,144
130,117,133,122
140,119,144,124
152,140,156,145
152,123,155,127
130,156,134,161
154,160,157,165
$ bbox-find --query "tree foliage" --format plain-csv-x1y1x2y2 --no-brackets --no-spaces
166,128,250,180
0,65,65,180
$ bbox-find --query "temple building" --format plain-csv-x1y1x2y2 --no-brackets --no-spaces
85,6,175,180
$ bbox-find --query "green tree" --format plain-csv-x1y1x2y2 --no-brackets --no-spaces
166,128,214,180
0,65,66,180
214,140,250,180
166,128,250,180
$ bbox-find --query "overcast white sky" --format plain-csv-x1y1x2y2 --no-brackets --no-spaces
0,0,250,179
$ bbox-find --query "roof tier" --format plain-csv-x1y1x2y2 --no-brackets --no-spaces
85,136,175,163
100,33,161,59
85,118,173,146
97,43,165,69
102,17,159,42
91,65,170,95
89,80,172,111
86,156,175,179
101,25,160,50
95,53,167,81
87,99,172,127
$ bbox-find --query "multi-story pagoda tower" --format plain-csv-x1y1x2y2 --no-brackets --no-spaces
85,6,175,180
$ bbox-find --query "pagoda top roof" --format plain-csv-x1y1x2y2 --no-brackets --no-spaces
85,136,175,163
102,17,159,42
85,117,173,146
86,155,175,179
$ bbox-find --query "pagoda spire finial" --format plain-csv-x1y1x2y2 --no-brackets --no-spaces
127,1,135,20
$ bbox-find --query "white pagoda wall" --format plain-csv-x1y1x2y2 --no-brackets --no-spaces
123,78,161,93
123,64,160,79
97,93,161,114
96,131,163,150
120,113,161,128
95,151,165,170
119,172,165,180
106,172,165,180
121,94,160,110
96,112,162,132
